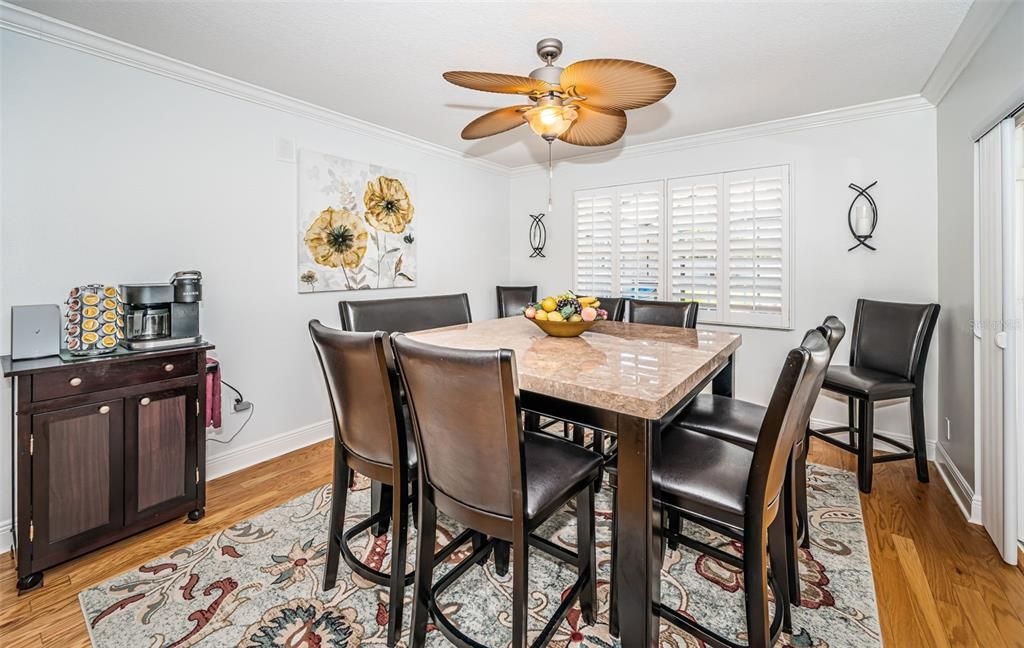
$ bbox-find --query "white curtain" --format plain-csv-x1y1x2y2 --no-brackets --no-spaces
975,118,1018,564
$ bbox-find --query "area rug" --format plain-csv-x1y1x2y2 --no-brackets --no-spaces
79,464,881,647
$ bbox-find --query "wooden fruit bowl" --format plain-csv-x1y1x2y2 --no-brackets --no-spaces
528,318,598,338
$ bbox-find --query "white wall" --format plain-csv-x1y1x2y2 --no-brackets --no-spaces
0,33,509,542
508,107,940,443
935,0,1024,494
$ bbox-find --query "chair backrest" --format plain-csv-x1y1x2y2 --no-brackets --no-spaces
749,329,830,520
818,315,847,359
849,299,940,383
599,297,626,322
339,293,472,333
391,334,524,523
627,299,699,328
496,286,538,318
309,320,405,470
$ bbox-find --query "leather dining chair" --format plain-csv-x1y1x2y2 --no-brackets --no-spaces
392,334,603,648
338,293,472,533
627,299,699,328
608,328,830,646
671,316,845,605
496,285,538,318
308,321,415,646
598,296,626,322
808,299,939,493
339,293,472,334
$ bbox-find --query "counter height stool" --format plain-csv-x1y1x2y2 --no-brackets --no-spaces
597,296,626,322
497,285,538,318
392,334,602,648
339,293,472,534
671,317,845,605
627,299,700,328
808,299,939,493
310,321,470,647
608,329,830,647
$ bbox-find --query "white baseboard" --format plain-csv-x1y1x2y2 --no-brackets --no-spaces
0,519,11,554
206,419,333,480
809,416,937,460
934,440,983,525
0,421,334,554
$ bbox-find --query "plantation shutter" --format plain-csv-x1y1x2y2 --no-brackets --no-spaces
617,182,664,300
574,189,615,296
723,166,790,328
667,175,721,319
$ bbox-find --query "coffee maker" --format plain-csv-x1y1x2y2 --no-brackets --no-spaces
120,271,203,350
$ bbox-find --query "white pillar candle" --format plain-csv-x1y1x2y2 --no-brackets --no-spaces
853,203,873,236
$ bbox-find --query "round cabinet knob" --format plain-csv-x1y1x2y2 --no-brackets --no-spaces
140,397,151,406
98,405,110,414
163,363,174,372
69,377,83,387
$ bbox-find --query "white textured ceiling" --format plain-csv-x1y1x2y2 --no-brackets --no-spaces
15,1,970,168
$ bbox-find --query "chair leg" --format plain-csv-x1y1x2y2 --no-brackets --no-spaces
910,389,930,483
768,514,792,633
493,540,510,577
410,493,437,648
387,485,410,647
577,484,597,625
593,429,605,493
608,493,619,638
744,524,772,648
371,481,393,537
857,399,874,493
512,535,530,648
848,396,858,447
797,432,811,550
471,531,492,564
324,459,350,591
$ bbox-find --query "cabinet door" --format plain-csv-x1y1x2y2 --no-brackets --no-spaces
31,399,125,566
125,386,198,523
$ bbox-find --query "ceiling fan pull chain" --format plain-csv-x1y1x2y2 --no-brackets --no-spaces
547,141,554,213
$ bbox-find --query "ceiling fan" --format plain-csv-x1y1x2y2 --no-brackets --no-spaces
443,38,676,147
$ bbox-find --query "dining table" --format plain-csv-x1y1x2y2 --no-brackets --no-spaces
407,315,742,647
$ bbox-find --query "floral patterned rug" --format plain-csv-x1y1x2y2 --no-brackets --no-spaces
80,464,881,647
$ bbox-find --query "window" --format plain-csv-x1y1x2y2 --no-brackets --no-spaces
574,165,791,329
574,181,664,300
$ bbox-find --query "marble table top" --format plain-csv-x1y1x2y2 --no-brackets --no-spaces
407,317,742,420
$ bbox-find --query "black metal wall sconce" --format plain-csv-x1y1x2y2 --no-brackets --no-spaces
529,212,547,258
847,181,878,252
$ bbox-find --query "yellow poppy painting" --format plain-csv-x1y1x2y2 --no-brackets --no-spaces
297,149,417,292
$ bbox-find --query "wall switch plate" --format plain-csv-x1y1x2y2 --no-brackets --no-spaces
275,137,295,163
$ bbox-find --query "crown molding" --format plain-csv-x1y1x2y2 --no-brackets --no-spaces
508,95,934,176
921,0,1015,105
0,1,509,175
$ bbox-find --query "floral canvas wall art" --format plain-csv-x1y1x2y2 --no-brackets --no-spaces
297,150,417,292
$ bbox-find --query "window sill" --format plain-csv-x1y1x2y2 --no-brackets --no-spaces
698,320,794,332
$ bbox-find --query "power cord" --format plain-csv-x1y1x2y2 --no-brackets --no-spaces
208,378,254,445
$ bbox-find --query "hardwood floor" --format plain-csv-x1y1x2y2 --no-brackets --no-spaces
2,437,1022,647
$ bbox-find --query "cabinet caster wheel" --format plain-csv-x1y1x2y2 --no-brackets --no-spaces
187,508,205,523
17,572,43,593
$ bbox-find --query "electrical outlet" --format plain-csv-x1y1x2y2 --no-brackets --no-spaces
234,400,253,413
945,416,951,441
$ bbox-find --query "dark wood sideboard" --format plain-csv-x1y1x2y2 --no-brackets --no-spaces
2,343,213,592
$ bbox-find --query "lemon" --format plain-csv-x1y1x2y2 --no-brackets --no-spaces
541,297,557,312
569,314,583,322
534,310,549,321
548,311,564,322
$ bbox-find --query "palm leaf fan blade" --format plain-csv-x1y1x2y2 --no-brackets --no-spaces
559,59,676,111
